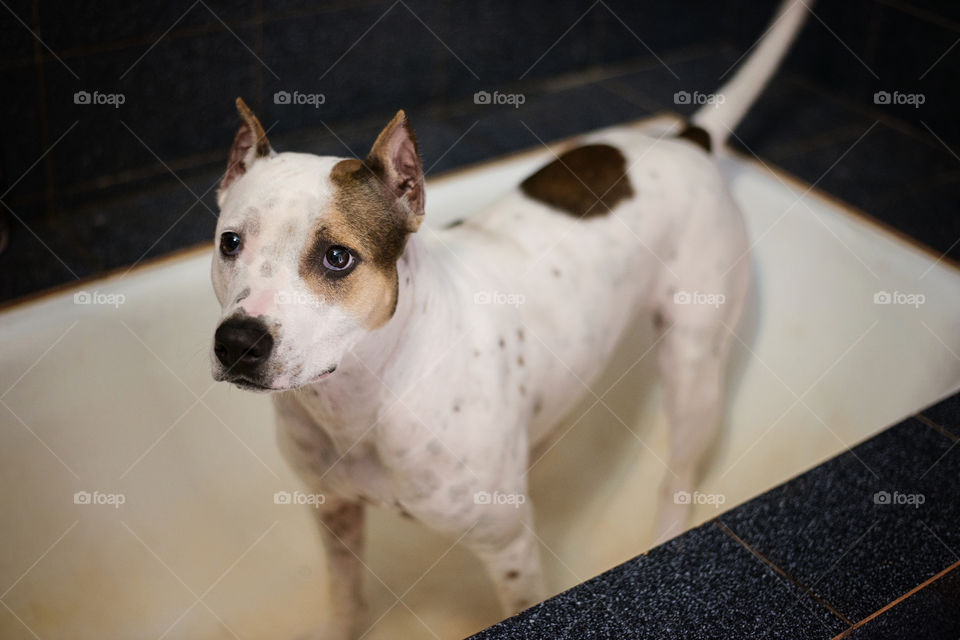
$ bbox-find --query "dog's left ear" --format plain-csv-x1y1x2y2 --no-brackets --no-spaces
217,97,273,207
366,110,424,232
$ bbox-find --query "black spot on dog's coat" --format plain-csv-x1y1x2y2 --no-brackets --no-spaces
676,123,712,153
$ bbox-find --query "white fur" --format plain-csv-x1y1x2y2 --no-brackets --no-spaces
209,3,810,636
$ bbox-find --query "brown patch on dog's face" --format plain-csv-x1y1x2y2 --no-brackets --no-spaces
520,144,634,217
298,158,409,330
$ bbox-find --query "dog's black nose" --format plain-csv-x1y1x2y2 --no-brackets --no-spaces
214,318,274,374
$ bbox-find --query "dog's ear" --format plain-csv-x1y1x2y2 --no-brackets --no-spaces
218,97,272,206
366,110,424,232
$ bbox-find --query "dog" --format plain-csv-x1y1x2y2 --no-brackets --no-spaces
209,2,809,636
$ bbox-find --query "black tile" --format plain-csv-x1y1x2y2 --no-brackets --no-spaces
0,206,97,302
447,82,653,159
761,122,958,220
595,0,729,67
846,564,960,639
727,0,784,51
731,76,878,160
780,0,881,107
42,28,257,199
470,523,845,639
408,116,494,176
260,2,445,134
36,0,254,52
898,0,960,27
0,0,36,62
920,392,960,439
0,66,46,215
600,45,742,118
70,170,221,274
720,418,960,623
869,176,960,263
868,3,960,149
435,0,598,102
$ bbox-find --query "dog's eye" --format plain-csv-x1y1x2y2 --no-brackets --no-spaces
323,245,355,273
220,232,242,257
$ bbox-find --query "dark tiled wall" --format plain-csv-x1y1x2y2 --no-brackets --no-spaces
1,0,959,301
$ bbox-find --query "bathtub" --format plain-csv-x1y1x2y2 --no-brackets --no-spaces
3,115,960,639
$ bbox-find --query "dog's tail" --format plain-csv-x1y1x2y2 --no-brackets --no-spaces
679,0,811,152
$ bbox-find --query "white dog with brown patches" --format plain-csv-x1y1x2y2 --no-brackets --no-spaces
209,2,809,637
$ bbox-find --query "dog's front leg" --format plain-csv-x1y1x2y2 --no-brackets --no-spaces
465,501,546,616
311,499,366,640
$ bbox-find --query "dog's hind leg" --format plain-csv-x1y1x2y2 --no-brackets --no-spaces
652,320,729,542
651,264,747,542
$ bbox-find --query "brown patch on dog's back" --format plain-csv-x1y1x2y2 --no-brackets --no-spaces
520,144,634,217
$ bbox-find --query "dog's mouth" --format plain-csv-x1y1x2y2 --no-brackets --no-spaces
307,365,337,383
228,377,274,393
224,365,338,392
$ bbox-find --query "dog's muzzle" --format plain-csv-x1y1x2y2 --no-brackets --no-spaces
213,317,274,380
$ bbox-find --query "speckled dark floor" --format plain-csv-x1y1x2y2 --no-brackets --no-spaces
471,393,960,639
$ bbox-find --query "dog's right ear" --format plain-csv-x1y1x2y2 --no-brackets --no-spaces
217,97,273,207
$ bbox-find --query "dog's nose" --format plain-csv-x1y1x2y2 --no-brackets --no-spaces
214,318,274,374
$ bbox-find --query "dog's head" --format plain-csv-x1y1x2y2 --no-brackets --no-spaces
209,98,424,392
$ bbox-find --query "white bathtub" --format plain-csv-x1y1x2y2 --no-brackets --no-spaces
3,115,960,640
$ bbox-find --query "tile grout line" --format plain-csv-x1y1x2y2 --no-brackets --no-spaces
829,558,960,639
913,413,960,443
712,519,855,627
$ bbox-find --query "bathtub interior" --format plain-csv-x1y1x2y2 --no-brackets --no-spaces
2,115,960,639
